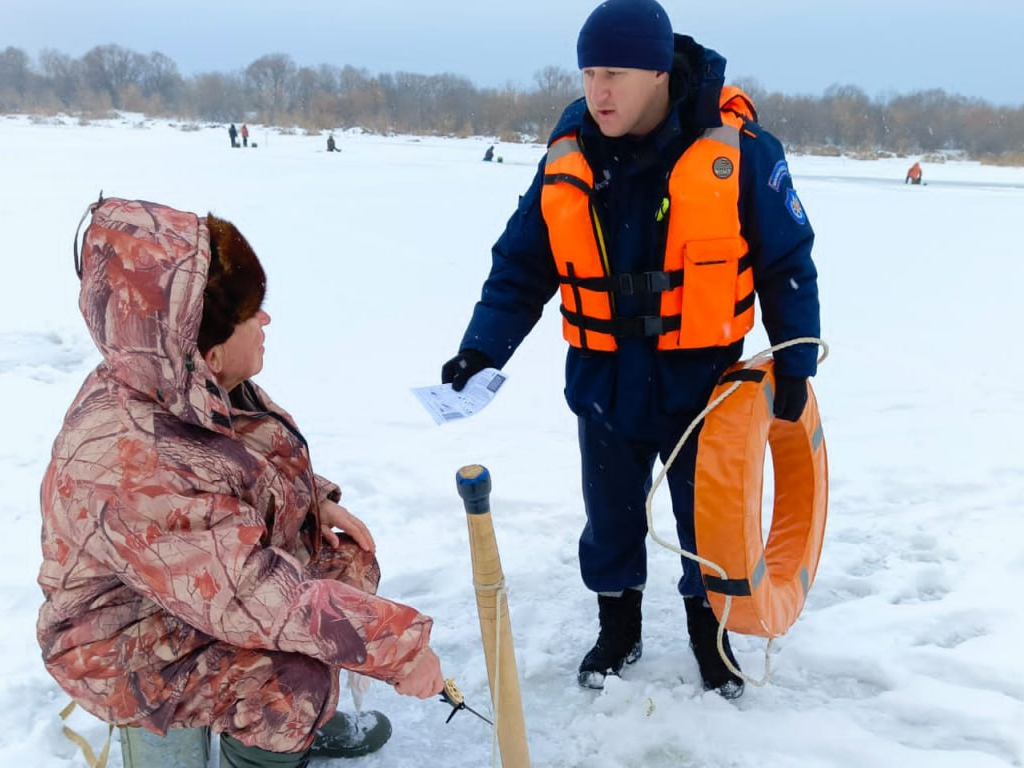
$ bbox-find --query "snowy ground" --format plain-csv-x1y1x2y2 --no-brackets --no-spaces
1,114,1022,767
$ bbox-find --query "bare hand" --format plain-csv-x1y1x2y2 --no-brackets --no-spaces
319,499,375,553
393,648,444,700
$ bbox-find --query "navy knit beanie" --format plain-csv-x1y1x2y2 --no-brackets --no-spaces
577,0,674,71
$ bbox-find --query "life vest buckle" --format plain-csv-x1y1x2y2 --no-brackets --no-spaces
645,271,674,293
642,316,666,336
615,271,675,296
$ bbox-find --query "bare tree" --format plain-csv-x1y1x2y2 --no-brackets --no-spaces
337,67,385,131
527,66,580,138
0,47,31,96
429,73,477,134
189,71,244,122
139,52,184,112
244,53,296,123
289,66,320,123
81,44,146,108
822,84,882,151
6,42,1024,161
38,49,82,109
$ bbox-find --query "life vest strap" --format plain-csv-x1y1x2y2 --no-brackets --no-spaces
561,269,684,296
559,254,751,301
560,307,682,338
561,288,753,341
736,291,755,315
543,172,592,196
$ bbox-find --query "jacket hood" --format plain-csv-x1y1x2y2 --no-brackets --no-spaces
76,196,233,433
669,34,726,128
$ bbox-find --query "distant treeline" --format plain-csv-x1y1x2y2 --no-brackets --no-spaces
2,44,1023,163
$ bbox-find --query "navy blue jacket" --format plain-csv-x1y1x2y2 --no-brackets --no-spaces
459,36,820,439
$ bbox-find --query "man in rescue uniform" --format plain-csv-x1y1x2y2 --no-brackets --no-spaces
441,0,820,699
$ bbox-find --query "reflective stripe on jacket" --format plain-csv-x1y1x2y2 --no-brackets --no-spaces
540,89,756,351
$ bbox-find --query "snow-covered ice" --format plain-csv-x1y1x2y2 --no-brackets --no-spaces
1,114,1022,767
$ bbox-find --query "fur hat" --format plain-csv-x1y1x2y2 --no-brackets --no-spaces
577,0,674,72
197,214,266,354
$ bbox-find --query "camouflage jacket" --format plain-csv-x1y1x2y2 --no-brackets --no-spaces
38,198,432,720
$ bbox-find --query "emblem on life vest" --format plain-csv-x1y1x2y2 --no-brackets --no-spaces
712,157,733,179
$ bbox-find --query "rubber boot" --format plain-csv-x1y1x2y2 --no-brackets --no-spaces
577,588,643,689
684,596,745,699
119,725,210,768
219,734,309,768
308,710,392,758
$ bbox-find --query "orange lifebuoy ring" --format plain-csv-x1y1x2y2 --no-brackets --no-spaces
694,359,828,638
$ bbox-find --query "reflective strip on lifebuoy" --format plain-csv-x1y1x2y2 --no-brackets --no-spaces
694,359,828,637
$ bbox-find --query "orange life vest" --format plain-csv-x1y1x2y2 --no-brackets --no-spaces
540,89,756,351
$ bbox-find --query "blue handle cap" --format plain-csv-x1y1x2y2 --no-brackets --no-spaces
456,465,492,515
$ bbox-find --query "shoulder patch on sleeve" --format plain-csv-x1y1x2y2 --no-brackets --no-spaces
769,160,790,191
785,188,808,225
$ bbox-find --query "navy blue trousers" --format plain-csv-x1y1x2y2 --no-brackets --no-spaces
577,413,707,597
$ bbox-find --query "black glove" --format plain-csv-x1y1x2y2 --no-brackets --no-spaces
773,374,808,422
441,349,493,392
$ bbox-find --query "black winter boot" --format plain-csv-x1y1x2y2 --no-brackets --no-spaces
684,596,744,699
309,710,392,759
577,589,644,689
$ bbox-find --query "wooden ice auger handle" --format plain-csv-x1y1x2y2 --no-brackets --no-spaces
457,465,531,768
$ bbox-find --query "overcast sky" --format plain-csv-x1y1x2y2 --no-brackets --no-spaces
4,0,1023,106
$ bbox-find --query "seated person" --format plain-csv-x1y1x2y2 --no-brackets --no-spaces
38,197,443,768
